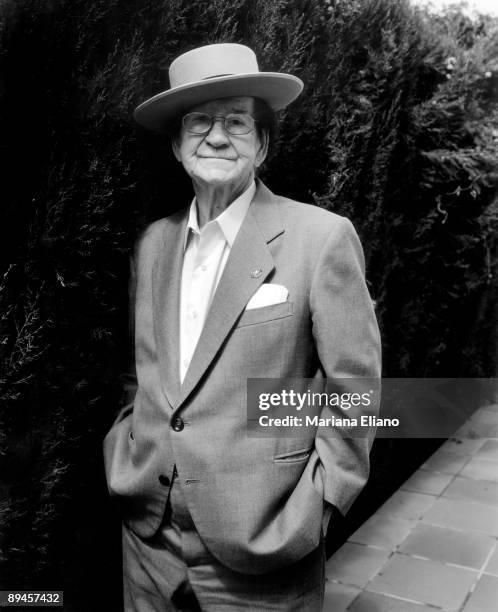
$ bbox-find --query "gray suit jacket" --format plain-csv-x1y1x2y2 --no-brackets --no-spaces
104,180,381,574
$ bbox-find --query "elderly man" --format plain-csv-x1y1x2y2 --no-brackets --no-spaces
104,43,381,611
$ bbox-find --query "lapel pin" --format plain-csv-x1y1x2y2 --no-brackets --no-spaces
250,268,263,278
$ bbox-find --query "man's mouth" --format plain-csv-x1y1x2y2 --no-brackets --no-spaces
198,156,236,161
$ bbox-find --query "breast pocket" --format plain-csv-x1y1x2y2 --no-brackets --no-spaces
236,301,293,328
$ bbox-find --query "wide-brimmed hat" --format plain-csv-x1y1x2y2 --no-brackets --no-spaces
133,43,304,133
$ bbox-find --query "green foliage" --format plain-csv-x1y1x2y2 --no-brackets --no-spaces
0,0,496,607
311,0,498,376
377,3,498,376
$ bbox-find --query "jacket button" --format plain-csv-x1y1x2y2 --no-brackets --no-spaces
171,417,184,432
158,474,170,486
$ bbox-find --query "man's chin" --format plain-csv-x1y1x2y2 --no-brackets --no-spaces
195,170,235,186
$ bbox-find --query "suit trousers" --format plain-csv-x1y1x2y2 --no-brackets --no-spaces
122,470,326,611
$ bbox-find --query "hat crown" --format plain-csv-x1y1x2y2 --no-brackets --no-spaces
169,43,259,89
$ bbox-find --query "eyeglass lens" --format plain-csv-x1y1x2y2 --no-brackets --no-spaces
183,113,255,135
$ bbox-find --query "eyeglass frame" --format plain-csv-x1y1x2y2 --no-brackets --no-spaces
181,112,259,136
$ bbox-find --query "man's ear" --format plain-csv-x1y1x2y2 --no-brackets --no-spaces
171,138,181,162
254,130,269,169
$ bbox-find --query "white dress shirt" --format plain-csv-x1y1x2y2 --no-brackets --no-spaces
179,181,255,383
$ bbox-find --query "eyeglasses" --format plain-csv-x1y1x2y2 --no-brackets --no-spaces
182,112,258,135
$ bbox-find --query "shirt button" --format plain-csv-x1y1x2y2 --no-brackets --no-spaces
201,265,207,271
171,417,184,432
158,474,170,486
192,310,198,319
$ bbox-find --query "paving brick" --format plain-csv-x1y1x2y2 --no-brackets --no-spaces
322,582,360,611
472,408,498,424
443,476,498,507
377,490,436,520
398,523,495,569
367,553,477,609
476,439,498,462
440,438,486,456
460,458,498,482
457,411,498,438
400,469,454,495
462,574,498,612
325,542,390,588
480,403,498,413
483,544,498,576
422,450,470,474
349,515,414,551
349,591,436,612
422,498,498,536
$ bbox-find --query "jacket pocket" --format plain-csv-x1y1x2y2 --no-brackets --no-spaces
273,446,313,463
236,301,293,328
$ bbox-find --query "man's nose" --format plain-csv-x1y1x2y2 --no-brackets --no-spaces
205,118,229,146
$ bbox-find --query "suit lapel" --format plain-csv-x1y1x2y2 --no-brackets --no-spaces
152,210,187,408
177,181,284,408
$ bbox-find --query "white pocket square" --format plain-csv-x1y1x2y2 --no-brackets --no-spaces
246,284,289,310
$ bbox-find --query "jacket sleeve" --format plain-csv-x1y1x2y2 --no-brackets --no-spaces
309,216,382,516
111,253,138,426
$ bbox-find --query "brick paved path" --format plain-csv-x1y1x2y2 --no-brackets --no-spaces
324,403,498,611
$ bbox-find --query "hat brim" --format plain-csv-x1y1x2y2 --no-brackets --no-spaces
133,72,303,133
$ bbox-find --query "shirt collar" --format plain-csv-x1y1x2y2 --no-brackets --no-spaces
183,181,256,250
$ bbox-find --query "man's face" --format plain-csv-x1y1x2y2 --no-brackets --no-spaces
172,96,268,195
